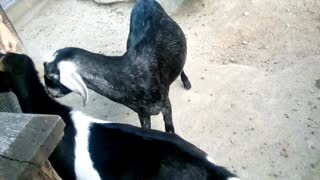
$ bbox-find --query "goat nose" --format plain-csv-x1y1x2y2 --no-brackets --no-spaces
48,74,59,80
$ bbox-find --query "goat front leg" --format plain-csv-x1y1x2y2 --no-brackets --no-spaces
138,113,151,129
162,98,175,133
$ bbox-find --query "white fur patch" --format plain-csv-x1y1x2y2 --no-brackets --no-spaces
228,178,240,180
72,111,111,124
58,61,89,106
44,51,57,63
71,111,110,180
206,156,216,164
58,61,77,73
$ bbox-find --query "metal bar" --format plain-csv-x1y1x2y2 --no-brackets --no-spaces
0,4,25,53
0,0,16,10
0,2,24,112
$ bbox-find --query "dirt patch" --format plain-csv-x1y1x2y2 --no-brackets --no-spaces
316,79,320,89
13,0,320,179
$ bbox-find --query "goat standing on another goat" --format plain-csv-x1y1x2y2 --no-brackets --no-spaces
43,0,191,133
0,53,238,180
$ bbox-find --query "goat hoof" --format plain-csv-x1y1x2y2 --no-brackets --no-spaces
183,80,192,90
165,127,175,134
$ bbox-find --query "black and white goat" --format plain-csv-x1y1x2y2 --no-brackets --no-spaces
43,0,191,133
0,53,238,180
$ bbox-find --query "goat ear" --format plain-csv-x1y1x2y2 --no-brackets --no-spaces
0,56,5,72
60,71,89,106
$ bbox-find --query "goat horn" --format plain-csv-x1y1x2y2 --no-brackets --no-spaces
60,71,89,106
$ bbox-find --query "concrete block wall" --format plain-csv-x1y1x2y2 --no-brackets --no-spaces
0,113,65,179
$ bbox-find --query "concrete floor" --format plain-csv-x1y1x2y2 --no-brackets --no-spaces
13,0,320,179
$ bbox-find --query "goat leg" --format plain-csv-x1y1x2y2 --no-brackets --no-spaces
180,70,191,90
138,113,151,129
162,98,175,133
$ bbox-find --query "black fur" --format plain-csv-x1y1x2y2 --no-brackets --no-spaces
1,53,77,179
0,53,11,93
0,71,10,93
44,0,192,133
2,53,237,180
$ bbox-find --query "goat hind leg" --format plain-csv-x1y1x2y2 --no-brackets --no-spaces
162,98,175,133
138,113,151,129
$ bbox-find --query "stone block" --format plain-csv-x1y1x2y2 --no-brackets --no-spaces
33,160,62,180
0,113,65,179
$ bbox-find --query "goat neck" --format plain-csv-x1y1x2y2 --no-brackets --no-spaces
63,49,141,102
12,66,72,123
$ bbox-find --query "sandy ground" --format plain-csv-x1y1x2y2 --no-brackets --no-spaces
13,0,320,179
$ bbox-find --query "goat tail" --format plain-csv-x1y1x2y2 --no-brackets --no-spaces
180,70,192,90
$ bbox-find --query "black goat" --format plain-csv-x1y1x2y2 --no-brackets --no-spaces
43,0,191,133
0,53,238,180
